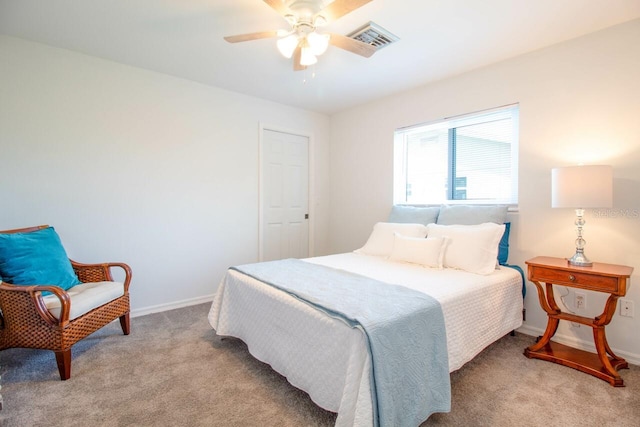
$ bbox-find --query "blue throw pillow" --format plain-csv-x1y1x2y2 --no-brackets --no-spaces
0,226,81,291
498,222,510,265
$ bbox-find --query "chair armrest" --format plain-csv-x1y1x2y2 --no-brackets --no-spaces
0,282,71,326
71,260,132,292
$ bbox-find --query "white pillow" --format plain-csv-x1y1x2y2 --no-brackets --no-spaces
356,222,428,257
426,222,505,275
388,233,445,268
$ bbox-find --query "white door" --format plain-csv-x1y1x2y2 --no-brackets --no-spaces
260,129,309,261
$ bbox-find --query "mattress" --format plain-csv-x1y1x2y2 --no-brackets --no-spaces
208,252,523,426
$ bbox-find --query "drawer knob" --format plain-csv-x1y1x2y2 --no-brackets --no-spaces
569,274,576,281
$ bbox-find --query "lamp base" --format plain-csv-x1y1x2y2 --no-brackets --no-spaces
568,208,593,267
568,251,593,267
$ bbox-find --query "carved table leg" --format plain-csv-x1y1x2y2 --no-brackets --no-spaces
526,317,559,354
593,326,625,386
525,281,560,355
602,335,628,369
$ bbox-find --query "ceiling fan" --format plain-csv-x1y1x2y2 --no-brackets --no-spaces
224,0,377,71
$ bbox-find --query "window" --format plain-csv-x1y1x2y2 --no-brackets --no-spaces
393,104,519,205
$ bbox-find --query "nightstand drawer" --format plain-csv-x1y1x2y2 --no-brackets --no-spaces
529,265,622,294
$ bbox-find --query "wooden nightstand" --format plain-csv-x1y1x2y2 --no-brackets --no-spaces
524,256,634,386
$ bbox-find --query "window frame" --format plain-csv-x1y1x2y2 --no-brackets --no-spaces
393,104,519,206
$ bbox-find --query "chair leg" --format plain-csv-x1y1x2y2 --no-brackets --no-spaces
55,349,71,380
119,312,130,335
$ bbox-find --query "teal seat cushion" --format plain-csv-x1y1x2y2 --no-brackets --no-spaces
0,227,81,291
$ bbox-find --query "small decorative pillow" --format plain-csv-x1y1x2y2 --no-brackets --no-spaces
426,222,506,275
388,233,445,268
0,226,81,291
355,222,428,257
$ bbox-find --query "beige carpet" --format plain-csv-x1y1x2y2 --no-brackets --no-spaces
1,303,638,426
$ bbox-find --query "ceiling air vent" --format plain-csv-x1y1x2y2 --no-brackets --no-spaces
347,22,399,50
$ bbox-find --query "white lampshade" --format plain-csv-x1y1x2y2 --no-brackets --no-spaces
300,45,317,66
307,31,330,56
551,165,613,208
277,34,299,59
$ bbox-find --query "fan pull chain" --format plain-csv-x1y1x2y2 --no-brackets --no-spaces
302,66,317,84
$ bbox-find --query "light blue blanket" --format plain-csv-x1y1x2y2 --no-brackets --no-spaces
232,258,451,427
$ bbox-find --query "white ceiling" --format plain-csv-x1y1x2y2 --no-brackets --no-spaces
1,0,639,114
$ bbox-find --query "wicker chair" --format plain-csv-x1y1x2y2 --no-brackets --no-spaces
0,225,132,380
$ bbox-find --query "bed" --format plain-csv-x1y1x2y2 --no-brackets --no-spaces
208,205,524,426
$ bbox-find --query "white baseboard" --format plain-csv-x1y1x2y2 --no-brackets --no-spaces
517,324,640,366
130,294,215,318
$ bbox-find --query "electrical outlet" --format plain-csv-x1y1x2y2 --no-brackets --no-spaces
620,299,634,318
575,292,586,310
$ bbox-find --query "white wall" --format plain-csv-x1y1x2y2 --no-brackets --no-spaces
2,20,640,363
329,20,640,363
0,35,331,315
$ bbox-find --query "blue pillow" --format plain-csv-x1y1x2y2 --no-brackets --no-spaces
436,204,508,225
0,226,81,291
498,222,510,265
388,205,440,225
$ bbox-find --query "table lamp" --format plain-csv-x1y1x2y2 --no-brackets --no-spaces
551,165,613,267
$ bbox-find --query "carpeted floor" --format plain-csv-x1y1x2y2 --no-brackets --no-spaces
1,303,638,426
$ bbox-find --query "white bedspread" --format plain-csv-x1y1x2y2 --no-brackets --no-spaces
208,252,523,426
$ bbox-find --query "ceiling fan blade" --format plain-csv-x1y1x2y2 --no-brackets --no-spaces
224,31,279,43
263,0,292,16
292,45,306,71
319,0,372,22
328,33,376,58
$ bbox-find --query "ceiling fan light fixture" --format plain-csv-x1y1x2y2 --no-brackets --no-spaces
313,15,327,27
277,33,299,58
300,45,318,66
224,0,378,71
284,14,297,26
307,31,330,56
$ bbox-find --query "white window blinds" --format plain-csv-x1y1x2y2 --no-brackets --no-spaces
393,104,519,205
